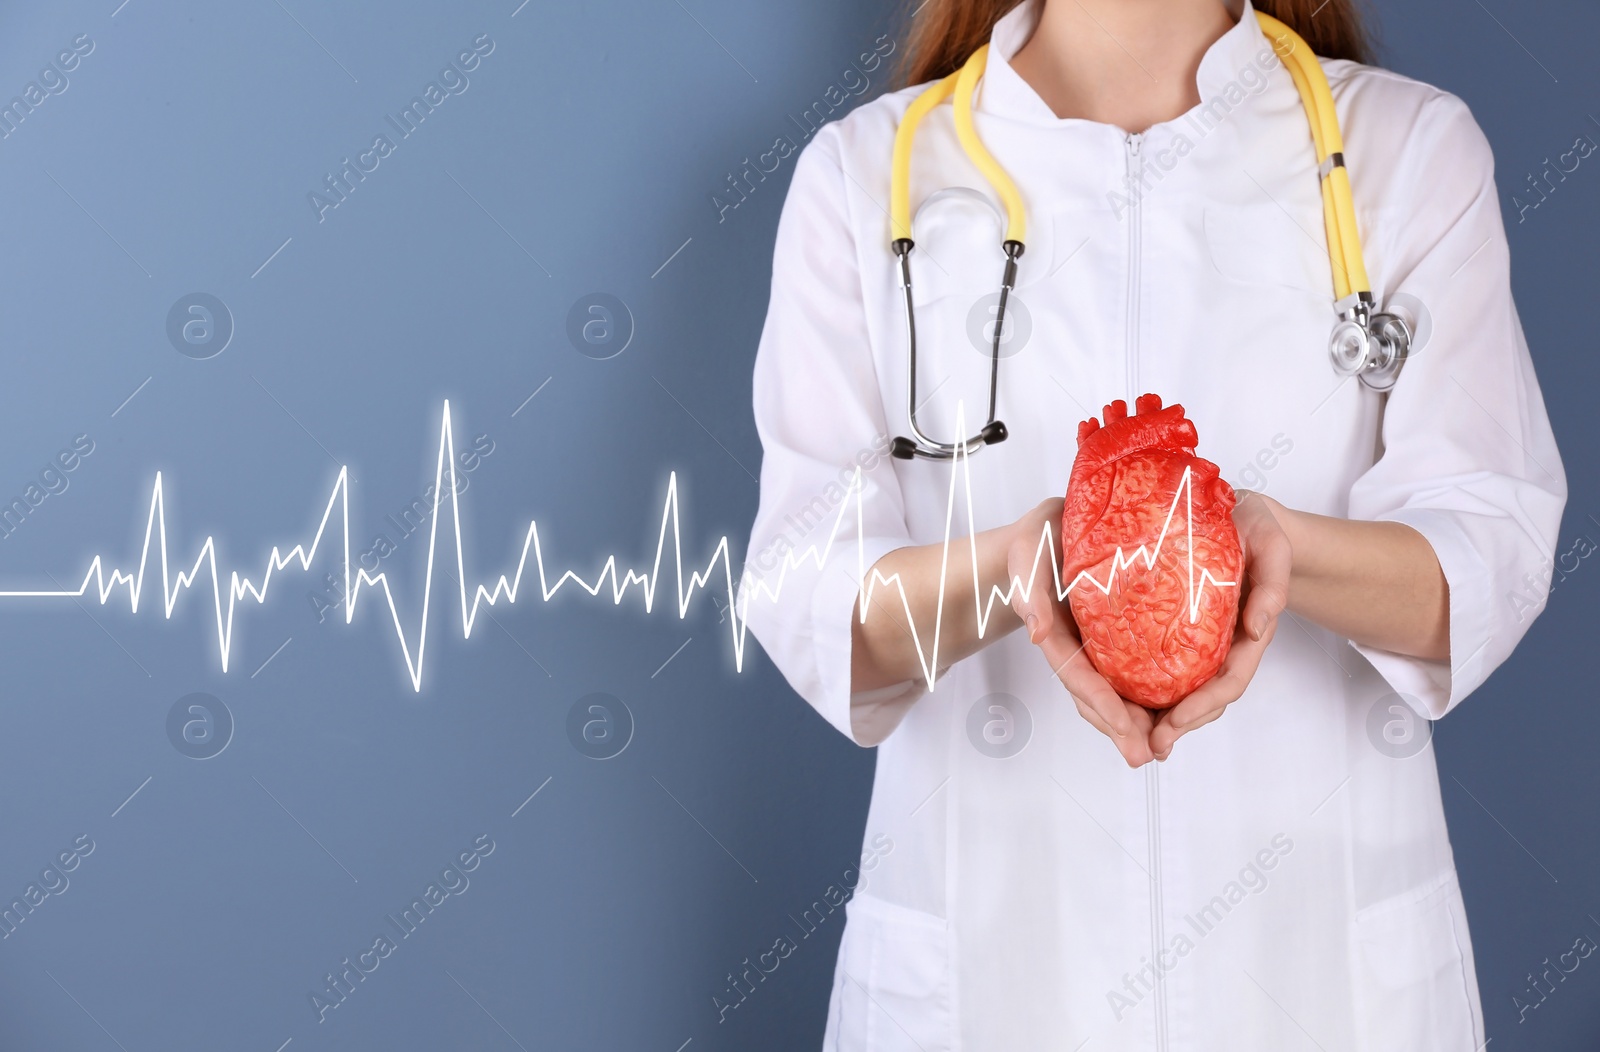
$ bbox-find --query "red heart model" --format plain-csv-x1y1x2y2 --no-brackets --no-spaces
1059,394,1244,708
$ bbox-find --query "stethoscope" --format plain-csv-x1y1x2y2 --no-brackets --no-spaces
887,11,1413,461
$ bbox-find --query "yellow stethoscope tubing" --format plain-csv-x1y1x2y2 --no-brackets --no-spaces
890,46,1027,247
952,45,1028,245
1256,11,1370,300
890,70,958,243
888,12,1371,304
1271,32,1351,299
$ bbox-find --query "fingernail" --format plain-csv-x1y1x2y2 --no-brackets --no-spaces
1251,614,1267,639
1026,613,1038,640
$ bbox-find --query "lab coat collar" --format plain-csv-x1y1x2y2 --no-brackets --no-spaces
979,0,1276,128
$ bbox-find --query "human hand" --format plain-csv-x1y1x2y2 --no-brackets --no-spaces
1148,491,1292,759
1007,498,1158,768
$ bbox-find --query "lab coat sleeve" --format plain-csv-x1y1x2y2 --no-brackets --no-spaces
1345,92,1568,719
740,123,921,745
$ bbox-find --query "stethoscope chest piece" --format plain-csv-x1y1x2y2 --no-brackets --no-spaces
1328,299,1412,392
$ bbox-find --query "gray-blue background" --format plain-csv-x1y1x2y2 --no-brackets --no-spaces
0,0,1594,1049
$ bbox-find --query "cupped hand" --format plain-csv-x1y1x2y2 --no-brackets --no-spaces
1007,498,1157,768
1148,491,1292,759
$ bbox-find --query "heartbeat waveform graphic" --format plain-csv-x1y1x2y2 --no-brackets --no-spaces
821,402,1238,689
0,402,1235,691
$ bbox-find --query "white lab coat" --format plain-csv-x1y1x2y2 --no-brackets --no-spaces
741,1,1567,1048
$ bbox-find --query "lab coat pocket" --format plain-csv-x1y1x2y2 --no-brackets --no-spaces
1203,201,1329,296
832,892,953,1052
907,189,1058,310
908,189,1015,311
1351,872,1480,1051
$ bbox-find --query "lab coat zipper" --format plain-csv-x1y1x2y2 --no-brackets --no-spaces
1126,129,1170,1052
1125,133,1143,401
1146,763,1168,1050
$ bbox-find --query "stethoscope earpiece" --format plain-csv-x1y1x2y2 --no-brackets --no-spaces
890,436,919,460
890,419,1007,462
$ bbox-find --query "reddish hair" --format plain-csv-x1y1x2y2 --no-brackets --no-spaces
896,0,1372,86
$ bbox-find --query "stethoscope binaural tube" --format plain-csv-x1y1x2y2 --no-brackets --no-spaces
889,236,1018,461
890,189,1019,461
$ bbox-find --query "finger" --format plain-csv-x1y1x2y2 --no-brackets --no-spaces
1026,585,1080,658
1040,627,1153,765
1026,568,1060,644
1152,701,1229,758
1023,558,1066,648
1037,623,1120,731
1153,624,1274,750
1049,626,1152,757
1119,702,1158,766
1150,695,1220,757
1151,621,1277,754
1070,693,1155,768
1122,700,1158,742
1068,693,1118,740
1038,628,1106,720
1159,639,1260,738
1007,542,1051,646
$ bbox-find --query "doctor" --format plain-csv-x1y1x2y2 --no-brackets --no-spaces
742,0,1565,1048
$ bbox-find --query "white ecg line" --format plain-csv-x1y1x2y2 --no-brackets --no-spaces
740,403,1237,689
0,402,1235,692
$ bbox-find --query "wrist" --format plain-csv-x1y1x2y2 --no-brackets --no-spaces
1254,491,1292,532
1251,492,1305,577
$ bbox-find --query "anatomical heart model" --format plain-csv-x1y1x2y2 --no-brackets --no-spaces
1059,394,1244,707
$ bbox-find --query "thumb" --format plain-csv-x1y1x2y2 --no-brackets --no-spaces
1009,513,1058,644
1244,548,1290,640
